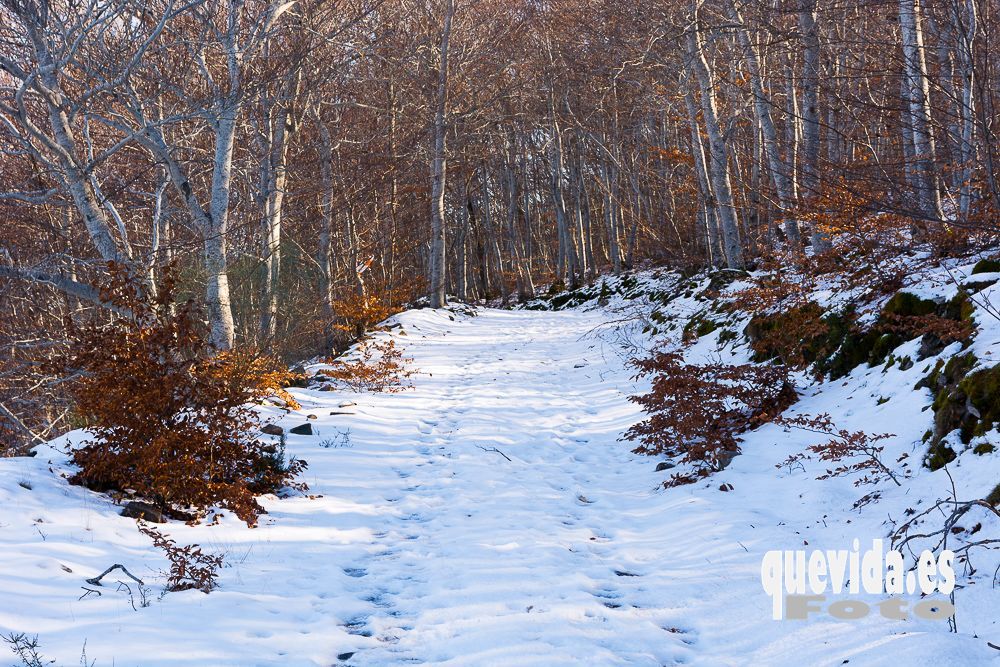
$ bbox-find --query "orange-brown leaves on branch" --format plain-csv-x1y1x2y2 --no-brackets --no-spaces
64,263,306,527
625,350,796,484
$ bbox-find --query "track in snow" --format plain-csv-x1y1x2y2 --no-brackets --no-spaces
320,308,696,665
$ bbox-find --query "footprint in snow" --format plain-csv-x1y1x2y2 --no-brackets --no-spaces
663,626,698,646
342,617,372,637
595,592,624,609
613,569,641,577
363,592,393,608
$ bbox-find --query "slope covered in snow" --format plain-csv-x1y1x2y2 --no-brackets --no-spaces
1,271,999,665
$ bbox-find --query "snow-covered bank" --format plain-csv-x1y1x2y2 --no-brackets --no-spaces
1,268,999,665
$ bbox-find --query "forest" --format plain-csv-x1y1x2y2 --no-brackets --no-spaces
3,0,998,448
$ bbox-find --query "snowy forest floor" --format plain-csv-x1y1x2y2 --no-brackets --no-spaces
1,281,999,666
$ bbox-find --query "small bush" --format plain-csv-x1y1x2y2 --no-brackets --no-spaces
625,351,797,479
64,263,306,526
775,413,899,487
139,521,222,593
330,290,398,343
1,633,47,667
318,339,415,393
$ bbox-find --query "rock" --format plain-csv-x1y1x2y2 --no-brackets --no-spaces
655,461,675,472
716,450,739,470
917,333,947,360
261,423,284,436
971,258,1000,275
307,414,318,420
289,423,313,436
319,385,336,392
284,365,312,388
121,501,166,523
718,483,734,492
339,401,357,408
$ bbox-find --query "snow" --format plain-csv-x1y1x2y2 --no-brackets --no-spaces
1,275,999,665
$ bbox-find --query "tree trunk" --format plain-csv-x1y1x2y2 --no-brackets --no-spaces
428,0,454,309
798,0,830,251
687,26,744,269
899,0,944,223
205,107,238,350
316,114,336,351
259,73,299,344
728,0,800,244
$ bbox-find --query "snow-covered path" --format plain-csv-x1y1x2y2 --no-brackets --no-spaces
2,304,996,666
322,308,690,665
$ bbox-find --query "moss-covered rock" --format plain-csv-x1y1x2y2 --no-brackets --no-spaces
926,443,957,471
973,442,996,455
717,329,737,346
882,292,937,318
916,352,1000,469
683,314,720,341
744,288,975,382
971,258,1000,275
987,483,1000,507
943,292,975,323
958,364,1000,439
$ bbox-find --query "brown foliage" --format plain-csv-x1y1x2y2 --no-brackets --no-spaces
775,413,899,488
879,313,974,346
330,291,400,345
138,521,223,593
65,263,306,526
318,339,415,393
625,350,797,481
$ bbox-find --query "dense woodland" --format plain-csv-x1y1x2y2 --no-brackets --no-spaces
2,0,1000,453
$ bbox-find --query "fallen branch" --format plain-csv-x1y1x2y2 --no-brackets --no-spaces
78,587,102,601
86,564,143,587
477,445,512,462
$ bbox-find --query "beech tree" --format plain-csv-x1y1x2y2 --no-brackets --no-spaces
4,0,1000,450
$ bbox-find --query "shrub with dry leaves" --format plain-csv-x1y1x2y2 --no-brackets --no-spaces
64,263,306,526
625,350,797,483
318,339,415,393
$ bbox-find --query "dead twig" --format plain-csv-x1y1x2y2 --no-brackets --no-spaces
476,444,512,462
78,587,102,601
86,564,144,587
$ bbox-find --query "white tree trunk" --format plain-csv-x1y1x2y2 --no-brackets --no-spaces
899,0,944,223
728,0,799,244
687,26,744,269
428,0,454,309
